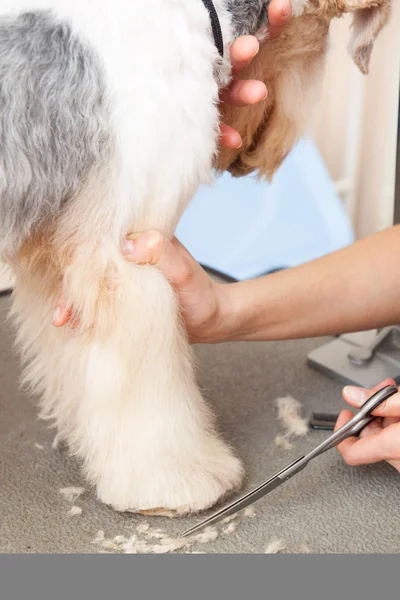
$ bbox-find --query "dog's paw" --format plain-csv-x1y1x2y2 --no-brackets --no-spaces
97,436,244,516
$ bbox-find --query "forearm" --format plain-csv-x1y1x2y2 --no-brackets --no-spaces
218,225,400,342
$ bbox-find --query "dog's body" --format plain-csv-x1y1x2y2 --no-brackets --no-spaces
0,0,391,514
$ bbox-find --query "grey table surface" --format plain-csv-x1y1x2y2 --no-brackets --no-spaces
0,295,399,554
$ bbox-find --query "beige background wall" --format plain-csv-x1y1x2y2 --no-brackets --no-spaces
311,5,400,240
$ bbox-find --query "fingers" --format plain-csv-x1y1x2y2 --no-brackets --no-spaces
267,0,292,39
52,291,72,328
220,79,267,108
52,293,81,329
220,34,267,150
122,231,198,289
342,379,400,418
219,123,242,149
382,416,400,429
358,418,383,438
334,409,354,434
229,1,292,73
335,410,389,466
342,379,394,406
219,79,267,148
230,36,260,74
53,232,201,330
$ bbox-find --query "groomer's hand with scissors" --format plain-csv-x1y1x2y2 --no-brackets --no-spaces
336,379,400,472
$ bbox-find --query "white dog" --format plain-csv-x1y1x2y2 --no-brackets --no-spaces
0,0,391,515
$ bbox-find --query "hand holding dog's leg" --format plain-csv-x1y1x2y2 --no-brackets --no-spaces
122,233,225,344
53,0,293,325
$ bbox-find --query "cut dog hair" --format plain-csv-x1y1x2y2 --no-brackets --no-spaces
0,0,391,515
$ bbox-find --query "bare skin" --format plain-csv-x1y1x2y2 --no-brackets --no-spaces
117,230,400,472
52,1,400,471
114,225,400,346
53,0,292,327
55,229,400,474
219,0,292,149
337,380,400,473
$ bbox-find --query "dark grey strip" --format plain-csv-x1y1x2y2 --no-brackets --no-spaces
201,0,224,57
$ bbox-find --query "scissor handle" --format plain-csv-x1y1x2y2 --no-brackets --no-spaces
303,385,398,463
357,384,399,418
322,415,375,453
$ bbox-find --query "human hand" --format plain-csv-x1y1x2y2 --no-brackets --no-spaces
52,231,229,343
219,0,292,149
52,1,292,331
121,232,230,344
336,379,400,472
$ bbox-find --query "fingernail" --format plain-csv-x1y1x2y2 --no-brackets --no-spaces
122,240,135,256
262,89,268,101
52,307,61,325
236,141,243,149
343,386,367,404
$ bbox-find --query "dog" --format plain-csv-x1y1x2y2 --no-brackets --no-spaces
0,0,391,516
218,0,392,178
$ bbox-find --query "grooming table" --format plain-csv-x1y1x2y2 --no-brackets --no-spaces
1,294,399,554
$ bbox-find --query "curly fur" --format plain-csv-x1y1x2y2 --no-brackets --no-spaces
218,0,392,179
0,10,112,259
0,0,392,514
227,0,270,36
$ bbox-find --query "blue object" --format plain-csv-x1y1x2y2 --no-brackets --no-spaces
176,139,354,281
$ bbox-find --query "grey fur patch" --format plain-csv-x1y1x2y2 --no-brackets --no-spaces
0,11,112,257
228,0,270,37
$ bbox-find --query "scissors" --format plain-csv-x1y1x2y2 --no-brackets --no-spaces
182,384,398,537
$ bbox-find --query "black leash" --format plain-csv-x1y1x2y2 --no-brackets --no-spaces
201,0,224,58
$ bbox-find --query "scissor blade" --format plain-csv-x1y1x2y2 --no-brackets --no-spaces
182,456,306,538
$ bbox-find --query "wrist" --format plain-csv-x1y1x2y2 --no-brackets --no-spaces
213,276,282,343
212,282,247,343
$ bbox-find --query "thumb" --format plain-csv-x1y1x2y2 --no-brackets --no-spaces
122,231,195,288
342,379,400,418
122,231,169,266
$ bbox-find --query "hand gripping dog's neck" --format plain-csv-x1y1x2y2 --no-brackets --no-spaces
201,0,270,58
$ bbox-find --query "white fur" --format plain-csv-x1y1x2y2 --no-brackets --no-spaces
265,540,286,554
7,0,243,513
275,396,309,438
